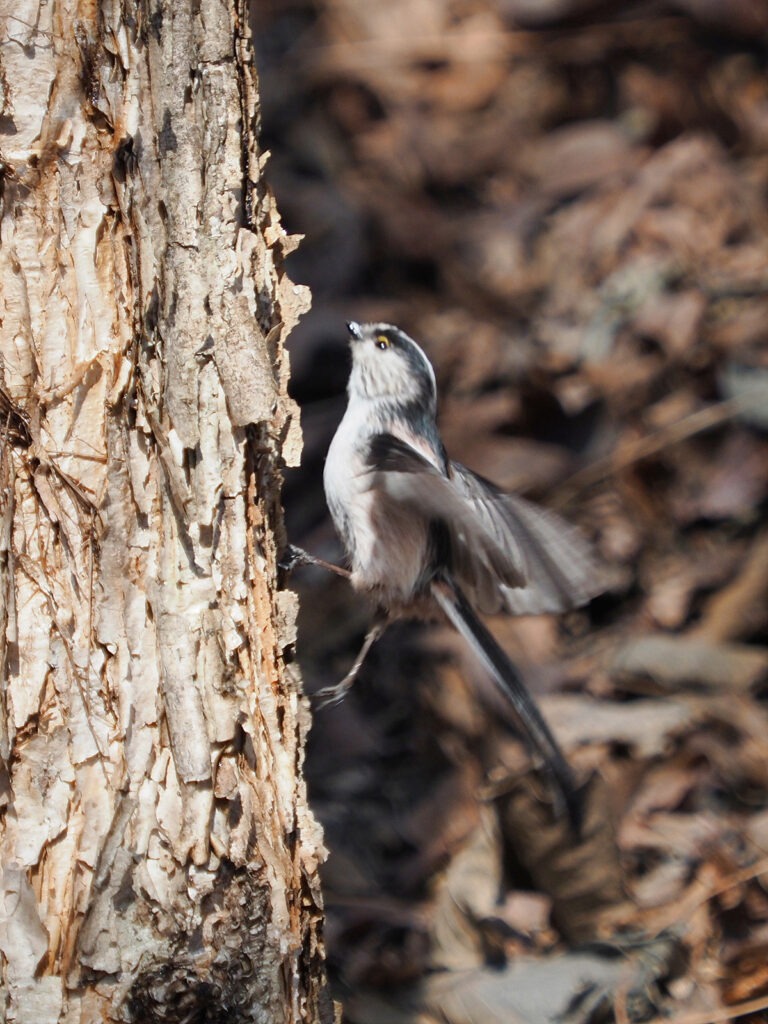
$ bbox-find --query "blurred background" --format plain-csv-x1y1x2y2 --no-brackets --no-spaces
255,3,768,1021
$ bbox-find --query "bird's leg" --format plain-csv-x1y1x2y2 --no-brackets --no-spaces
281,544,382,707
279,544,351,579
315,619,387,708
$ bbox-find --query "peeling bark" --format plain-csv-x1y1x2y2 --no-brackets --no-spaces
0,1,327,1021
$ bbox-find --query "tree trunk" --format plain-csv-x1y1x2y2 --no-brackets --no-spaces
0,1,328,1021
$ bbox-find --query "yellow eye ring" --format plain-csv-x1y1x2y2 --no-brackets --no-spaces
375,335,390,350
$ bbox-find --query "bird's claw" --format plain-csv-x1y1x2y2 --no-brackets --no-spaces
314,679,354,709
279,545,351,580
278,544,312,573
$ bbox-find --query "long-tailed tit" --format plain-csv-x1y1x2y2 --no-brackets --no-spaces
316,321,604,827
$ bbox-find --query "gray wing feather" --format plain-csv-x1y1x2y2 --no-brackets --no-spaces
451,463,603,615
367,434,526,601
367,434,603,615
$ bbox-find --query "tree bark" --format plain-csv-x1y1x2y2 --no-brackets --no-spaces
0,1,328,1021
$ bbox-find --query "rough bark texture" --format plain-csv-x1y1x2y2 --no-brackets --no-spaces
0,1,326,1021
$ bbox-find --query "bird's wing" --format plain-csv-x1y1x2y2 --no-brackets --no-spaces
366,433,524,607
451,463,604,615
366,433,603,615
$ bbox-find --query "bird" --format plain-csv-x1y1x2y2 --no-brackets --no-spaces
315,321,604,828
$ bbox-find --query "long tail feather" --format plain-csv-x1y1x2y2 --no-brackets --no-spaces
431,577,582,833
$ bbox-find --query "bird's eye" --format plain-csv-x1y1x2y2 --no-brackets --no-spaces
375,335,390,350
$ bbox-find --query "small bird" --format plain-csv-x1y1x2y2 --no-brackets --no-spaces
319,321,603,827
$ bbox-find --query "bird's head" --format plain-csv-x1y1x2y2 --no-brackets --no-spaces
345,322,437,409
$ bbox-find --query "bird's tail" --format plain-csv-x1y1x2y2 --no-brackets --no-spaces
431,576,582,832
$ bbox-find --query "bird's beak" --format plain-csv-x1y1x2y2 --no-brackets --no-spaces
347,321,363,341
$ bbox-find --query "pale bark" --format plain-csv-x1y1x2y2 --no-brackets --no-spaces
0,0,328,1021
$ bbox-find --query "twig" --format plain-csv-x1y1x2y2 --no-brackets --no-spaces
554,397,746,507
642,991,768,1024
